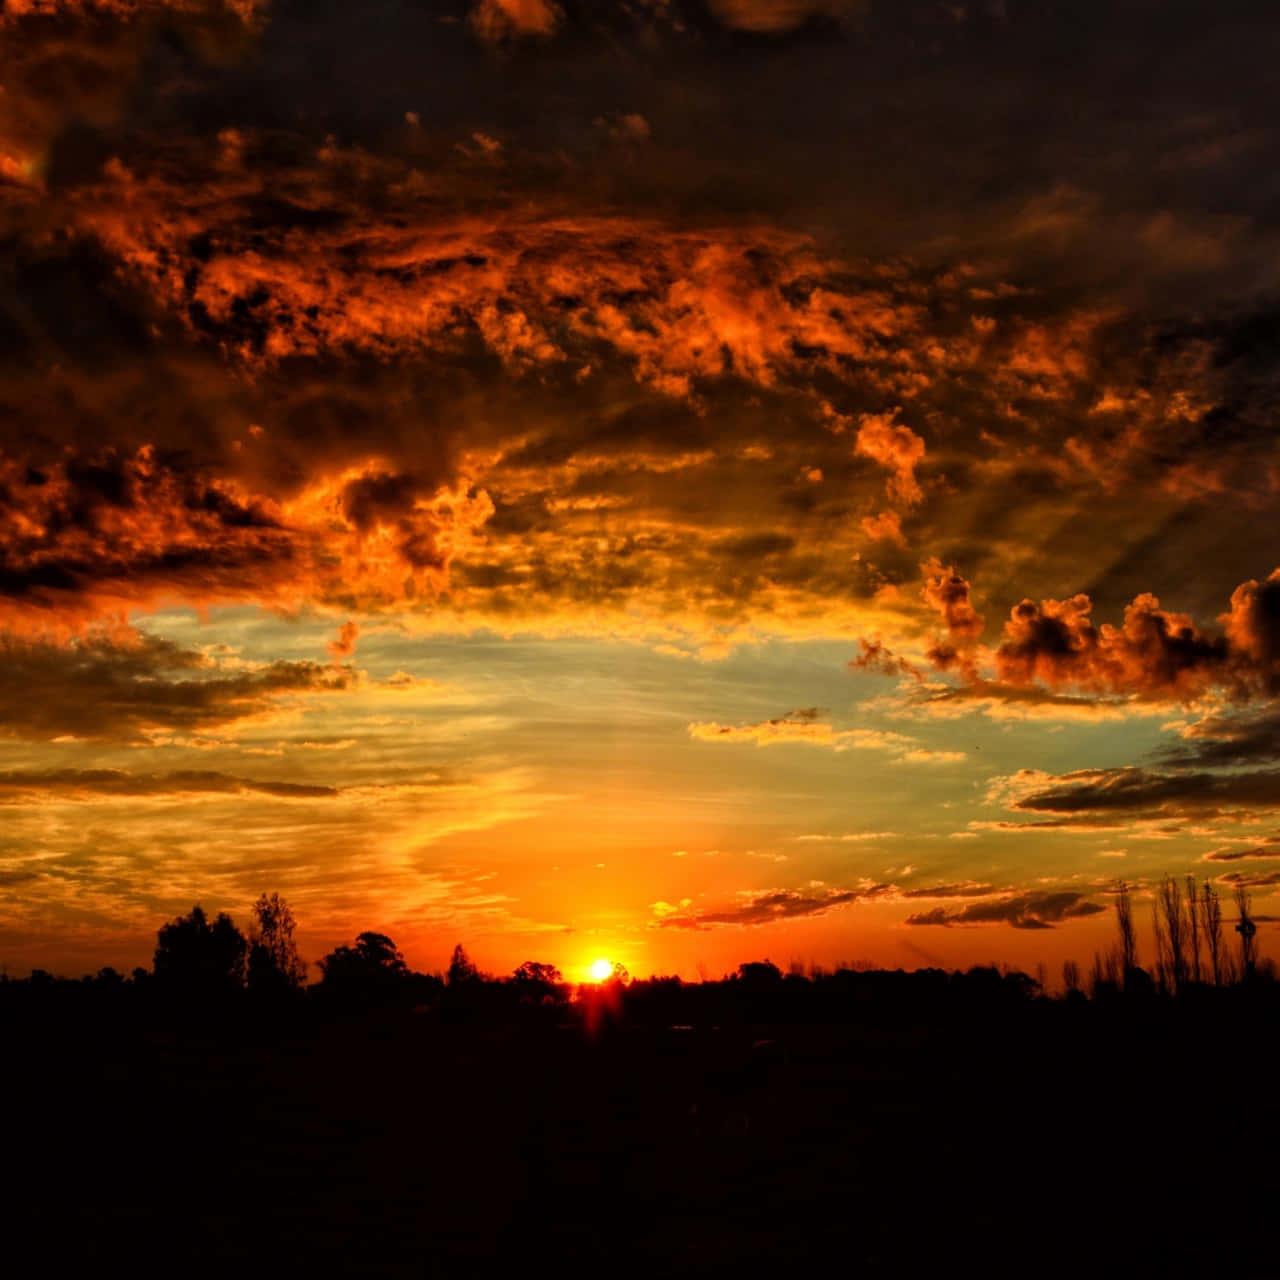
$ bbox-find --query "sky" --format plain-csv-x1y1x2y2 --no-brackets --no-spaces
3,0,1280,982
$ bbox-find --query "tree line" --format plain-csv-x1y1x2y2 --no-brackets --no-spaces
1067,876,1266,999
3,876,1271,1018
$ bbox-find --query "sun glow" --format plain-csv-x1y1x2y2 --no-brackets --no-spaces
588,958,614,982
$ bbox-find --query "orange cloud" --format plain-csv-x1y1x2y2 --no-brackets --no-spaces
326,620,359,663
854,412,925,507
0,449,492,633
706,0,858,32
470,0,562,42
861,510,905,545
995,591,1226,699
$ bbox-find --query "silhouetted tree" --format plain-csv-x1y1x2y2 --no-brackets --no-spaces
1186,875,1202,985
512,961,561,987
1233,883,1257,979
1062,959,1081,997
247,892,306,993
737,960,783,987
318,931,408,996
511,961,564,1006
1115,881,1137,979
1200,879,1224,986
448,943,479,986
1154,875,1188,994
153,905,247,997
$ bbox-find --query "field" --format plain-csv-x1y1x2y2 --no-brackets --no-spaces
6,986,1276,1273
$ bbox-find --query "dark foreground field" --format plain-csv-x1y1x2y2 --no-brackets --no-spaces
5,992,1276,1274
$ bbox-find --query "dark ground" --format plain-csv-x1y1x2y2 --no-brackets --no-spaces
4,991,1276,1274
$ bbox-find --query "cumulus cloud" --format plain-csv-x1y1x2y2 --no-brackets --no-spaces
860,510,906,546
995,590,1226,699
923,569,1280,709
905,890,1105,930
920,559,984,641
855,412,926,507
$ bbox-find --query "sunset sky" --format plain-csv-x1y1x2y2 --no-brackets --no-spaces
4,0,1280,982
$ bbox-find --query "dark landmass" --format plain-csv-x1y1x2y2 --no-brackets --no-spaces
4,963,1277,1274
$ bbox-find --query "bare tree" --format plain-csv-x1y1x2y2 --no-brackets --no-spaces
1233,883,1257,979
1115,880,1137,980
1152,900,1170,993
247,892,306,992
1157,875,1188,994
1089,950,1106,999
1062,958,1081,997
1185,875,1201,985
1199,880,1224,986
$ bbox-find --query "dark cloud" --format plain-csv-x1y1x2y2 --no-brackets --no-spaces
0,769,337,802
1011,766,1280,817
1157,708,1280,768
995,591,1226,699
900,882,997,899
1218,869,1280,888
906,890,1105,930
1202,845,1280,862
654,883,889,929
0,632,352,742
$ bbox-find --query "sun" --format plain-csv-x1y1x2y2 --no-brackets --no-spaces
588,958,614,982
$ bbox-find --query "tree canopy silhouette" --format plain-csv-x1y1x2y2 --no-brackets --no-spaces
448,943,479,986
153,905,247,998
318,931,408,995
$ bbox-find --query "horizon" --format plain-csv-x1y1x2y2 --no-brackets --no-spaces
5,1,1280,983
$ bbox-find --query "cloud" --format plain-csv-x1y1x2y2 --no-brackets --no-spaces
653,881,889,929
0,769,337,803
920,558,985,642
470,0,562,44
0,449,493,631
1218,869,1280,888
860,510,906,546
1157,707,1280,768
849,636,922,681
899,882,997,899
1007,766,1280,818
914,568,1280,712
688,712,960,760
899,680,1152,722
706,0,860,33
995,590,1226,699
688,712,912,752
1202,845,1280,862
905,889,1105,930
326,620,359,663
0,631,353,743
855,412,925,507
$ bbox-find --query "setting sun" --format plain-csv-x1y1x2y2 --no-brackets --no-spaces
588,959,615,983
